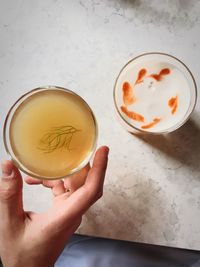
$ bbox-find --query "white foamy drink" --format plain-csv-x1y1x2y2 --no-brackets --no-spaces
114,53,197,133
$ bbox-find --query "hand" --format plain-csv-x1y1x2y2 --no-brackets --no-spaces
0,146,109,267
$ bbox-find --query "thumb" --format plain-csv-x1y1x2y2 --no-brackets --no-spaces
0,160,23,219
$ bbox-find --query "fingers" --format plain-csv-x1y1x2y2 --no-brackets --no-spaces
25,163,91,197
84,146,108,200
0,160,23,221
24,176,42,185
25,176,62,188
64,163,90,193
50,181,66,197
68,146,109,209
25,176,66,197
50,146,109,227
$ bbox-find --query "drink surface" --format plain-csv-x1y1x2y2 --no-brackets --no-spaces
10,89,96,178
115,56,191,133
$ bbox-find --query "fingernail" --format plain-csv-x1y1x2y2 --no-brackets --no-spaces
1,161,13,178
104,146,109,155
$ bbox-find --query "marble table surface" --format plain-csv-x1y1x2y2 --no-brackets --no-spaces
0,0,200,250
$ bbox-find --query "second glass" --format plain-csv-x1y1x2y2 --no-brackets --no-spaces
114,53,197,134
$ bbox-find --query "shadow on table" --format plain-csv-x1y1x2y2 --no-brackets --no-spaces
107,0,200,35
83,173,175,244
134,119,200,172
82,120,200,246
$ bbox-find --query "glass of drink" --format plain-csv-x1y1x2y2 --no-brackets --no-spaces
4,86,97,180
114,52,197,134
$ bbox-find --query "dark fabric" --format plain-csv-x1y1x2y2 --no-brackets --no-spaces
55,234,200,267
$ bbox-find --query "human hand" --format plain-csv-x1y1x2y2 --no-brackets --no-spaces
0,146,109,267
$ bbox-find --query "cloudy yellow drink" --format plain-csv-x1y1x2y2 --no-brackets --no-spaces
5,88,97,179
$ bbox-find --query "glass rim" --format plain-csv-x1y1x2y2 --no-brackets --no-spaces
3,85,98,180
113,52,198,134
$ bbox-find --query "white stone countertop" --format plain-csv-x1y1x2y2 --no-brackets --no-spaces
0,0,200,250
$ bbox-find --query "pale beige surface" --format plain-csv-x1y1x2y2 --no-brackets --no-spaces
0,0,200,250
